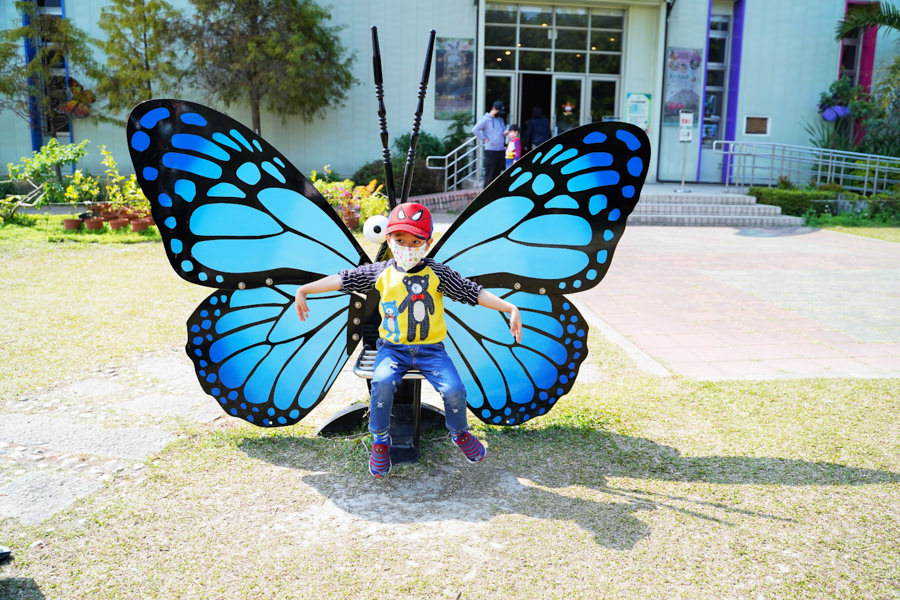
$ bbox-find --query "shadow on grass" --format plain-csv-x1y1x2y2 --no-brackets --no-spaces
0,578,45,600
238,425,900,550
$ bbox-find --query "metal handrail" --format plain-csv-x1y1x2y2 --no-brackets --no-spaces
713,140,900,195
425,136,482,191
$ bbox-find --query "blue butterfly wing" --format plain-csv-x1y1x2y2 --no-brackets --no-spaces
431,121,649,293
431,121,649,426
444,290,587,426
126,99,367,289
188,285,368,426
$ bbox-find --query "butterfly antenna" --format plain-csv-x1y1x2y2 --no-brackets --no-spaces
371,26,397,207
399,29,436,204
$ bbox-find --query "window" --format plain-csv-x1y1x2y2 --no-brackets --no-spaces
702,15,730,147
484,4,623,75
744,116,769,135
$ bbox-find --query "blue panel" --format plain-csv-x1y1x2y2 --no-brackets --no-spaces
215,306,279,334
433,196,534,262
216,341,269,386
190,204,283,237
261,161,286,184
583,131,607,144
616,129,641,150
131,131,150,151
212,132,241,151
568,170,620,192
237,162,261,185
512,346,557,389
560,152,613,174
256,188,359,264
175,179,196,202
627,156,643,177
230,129,254,151
162,153,223,179
207,183,247,198
550,148,578,164
444,237,588,280
180,112,207,126
192,235,355,276
544,195,578,209
139,107,170,128
509,214,592,246
172,134,230,161
531,173,555,195
508,171,533,192
589,194,607,215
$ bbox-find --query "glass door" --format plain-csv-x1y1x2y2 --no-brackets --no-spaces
590,78,618,122
552,76,583,134
485,74,516,120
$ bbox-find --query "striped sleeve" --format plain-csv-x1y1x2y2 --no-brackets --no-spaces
428,259,482,305
339,261,389,293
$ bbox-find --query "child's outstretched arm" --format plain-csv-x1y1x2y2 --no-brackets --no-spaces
477,289,522,343
294,274,342,321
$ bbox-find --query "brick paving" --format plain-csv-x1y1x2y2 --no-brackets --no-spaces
578,226,900,380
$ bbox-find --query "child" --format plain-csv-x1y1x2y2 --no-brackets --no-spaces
505,124,521,169
295,202,522,477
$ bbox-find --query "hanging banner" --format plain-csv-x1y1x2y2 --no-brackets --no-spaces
434,38,474,120
663,47,703,127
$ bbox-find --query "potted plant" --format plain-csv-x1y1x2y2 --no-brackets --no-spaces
64,169,101,231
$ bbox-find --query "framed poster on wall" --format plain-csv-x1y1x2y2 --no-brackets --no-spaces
435,38,474,120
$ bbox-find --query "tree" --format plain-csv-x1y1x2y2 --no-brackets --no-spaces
0,1,97,136
836,1,900,39
93,0,187,115
183,0,356,134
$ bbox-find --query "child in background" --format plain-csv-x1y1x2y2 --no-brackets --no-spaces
294,202,522,478
505,124,521,169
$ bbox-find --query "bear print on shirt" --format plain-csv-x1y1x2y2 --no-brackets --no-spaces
398,274,435,342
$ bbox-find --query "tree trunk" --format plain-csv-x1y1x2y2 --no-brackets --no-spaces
251,87,261,135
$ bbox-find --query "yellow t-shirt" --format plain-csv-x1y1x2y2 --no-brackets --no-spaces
339,258,483,345
376,264,445,344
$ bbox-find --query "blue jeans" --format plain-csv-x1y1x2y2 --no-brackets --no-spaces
369,339,469,436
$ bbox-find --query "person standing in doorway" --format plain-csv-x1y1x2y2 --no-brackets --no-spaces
524,106,551,153
472,100,507,184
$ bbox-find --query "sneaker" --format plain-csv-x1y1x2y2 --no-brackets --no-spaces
452,432,486,463
369,438,391,478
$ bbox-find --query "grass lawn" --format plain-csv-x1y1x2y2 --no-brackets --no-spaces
0,223,898,599
822,226,900,243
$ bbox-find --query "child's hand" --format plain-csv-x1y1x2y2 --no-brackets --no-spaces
509,306,522,344
295,289,310,321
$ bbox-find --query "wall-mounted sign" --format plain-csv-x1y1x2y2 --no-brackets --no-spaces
679,110,694,142
626,93,651,133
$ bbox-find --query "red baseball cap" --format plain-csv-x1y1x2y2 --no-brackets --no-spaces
385,202,433,239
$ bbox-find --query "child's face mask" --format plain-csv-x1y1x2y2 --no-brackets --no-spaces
388,237,429,271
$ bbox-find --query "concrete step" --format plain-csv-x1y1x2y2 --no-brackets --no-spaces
632,202,782,216
627,213,806,227
640,193,757,205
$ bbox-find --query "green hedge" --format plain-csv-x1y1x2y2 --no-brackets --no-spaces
747,187,839,216
749,186,900,221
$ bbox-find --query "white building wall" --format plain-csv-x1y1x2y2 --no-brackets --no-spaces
1,0,475,181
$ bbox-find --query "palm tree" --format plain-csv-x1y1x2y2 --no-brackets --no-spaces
836,1,900,39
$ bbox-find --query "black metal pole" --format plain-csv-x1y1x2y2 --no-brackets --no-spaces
371,26,397,207
399,29,436,204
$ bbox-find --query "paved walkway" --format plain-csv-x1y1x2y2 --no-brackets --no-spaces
579,226,900,380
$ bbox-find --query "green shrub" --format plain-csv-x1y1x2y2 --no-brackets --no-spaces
351,157,444,197
748,187,838,217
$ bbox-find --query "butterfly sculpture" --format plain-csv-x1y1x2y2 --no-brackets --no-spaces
126,35,650,430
